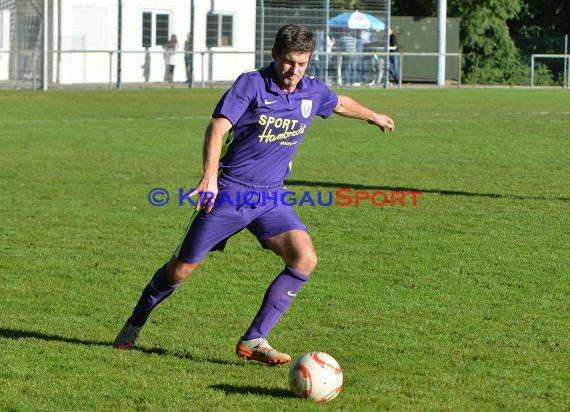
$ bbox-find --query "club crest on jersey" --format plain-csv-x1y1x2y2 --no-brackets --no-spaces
301,99,312,119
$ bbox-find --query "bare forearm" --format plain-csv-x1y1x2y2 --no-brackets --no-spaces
334,95,374,120
202,117,232,179
190,117,233,211
334,95,395,132
202,126,223,180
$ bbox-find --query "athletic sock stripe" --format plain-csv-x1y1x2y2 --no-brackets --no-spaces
285,265,310,281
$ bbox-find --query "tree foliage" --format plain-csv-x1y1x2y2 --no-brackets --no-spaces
509,0,570,36
450,0,526,84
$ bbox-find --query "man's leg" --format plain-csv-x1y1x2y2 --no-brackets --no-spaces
113,257,199,349
236,229,316,364
114,188,250,350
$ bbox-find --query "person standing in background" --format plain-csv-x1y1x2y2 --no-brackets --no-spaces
163,34,178,83
307,30,324,78
141,47,150,82
337,29,358,86
388,28,400,84
184,33,193,87
356,29,373,85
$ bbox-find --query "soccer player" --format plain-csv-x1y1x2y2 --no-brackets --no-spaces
114,24,394,365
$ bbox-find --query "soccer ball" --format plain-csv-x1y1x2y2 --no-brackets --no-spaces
289,352,343,403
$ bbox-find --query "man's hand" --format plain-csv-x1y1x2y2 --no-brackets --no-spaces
188,175,218,213
368,114,395,132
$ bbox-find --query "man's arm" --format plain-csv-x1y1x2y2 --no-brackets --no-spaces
334,94,395,132
189,116,233,211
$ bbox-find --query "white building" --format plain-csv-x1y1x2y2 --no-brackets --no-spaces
0,0,257,85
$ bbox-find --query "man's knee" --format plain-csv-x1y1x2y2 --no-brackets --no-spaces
295,250,318,275
265,230,318,275
166,256,199,283
305,252,318,274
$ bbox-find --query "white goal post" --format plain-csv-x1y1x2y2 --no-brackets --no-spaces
530,54,570,88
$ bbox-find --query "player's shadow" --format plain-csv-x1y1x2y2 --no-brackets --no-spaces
209,383,297,399
0,327,233,365
285,179,570,202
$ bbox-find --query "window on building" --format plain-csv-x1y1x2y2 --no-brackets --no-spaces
141,12,170,47
206,13,233,48
155,14,169,45
142,12,152,47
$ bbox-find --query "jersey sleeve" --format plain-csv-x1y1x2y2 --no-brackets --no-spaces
315,80,338,119
212,73,255,126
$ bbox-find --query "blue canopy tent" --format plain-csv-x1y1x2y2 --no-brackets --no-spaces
329,11,385,31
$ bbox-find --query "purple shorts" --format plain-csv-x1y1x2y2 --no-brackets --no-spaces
175,174,308,263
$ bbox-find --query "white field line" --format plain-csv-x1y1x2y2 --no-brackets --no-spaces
0,112,568,126
398,111,570,117
396,111,570,123
0,115,211,125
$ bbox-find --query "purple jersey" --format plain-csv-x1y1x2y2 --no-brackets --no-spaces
213,63,338,184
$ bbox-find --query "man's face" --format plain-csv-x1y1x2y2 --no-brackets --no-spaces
272,50,311,92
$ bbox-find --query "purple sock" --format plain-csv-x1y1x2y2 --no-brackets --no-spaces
242,266,310,340
128,264,180,327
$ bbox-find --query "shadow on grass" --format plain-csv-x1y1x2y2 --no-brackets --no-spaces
210,383,297,399
0,327,236,365
285,179,570,202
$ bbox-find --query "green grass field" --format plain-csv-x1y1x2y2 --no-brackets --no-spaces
0,87,568,411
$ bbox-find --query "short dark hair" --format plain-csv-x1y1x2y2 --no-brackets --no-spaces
273,24,316,56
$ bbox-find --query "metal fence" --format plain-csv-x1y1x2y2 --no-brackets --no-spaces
0,0,460,90
1,0,565,90
0,0,49,89
0,48,467,90
0,0,398,90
